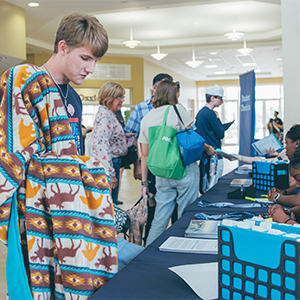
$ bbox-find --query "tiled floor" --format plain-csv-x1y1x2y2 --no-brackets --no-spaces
0,146,238,298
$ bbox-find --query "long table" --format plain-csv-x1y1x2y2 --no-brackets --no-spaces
90,170,269,300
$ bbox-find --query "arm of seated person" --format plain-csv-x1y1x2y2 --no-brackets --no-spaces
265,147,279,157
228,154,265,164
268,187,300,207
268,204,298,224
276,186,296,196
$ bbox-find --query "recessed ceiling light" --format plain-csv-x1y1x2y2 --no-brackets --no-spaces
204,65,218,69
28,2,39,7
209,58,222,62
254,69,261,73
215,71,226,75
210,52,217,55
243,63,256,67
276,58,282,61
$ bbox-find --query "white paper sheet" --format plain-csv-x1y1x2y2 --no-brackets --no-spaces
169,262,218,300
252,133,282,155
159,236,218,254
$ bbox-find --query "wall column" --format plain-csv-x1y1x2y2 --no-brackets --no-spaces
281,0,300,132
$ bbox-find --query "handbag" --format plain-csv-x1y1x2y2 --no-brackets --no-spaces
120,144,138,168
147,106,186,180
113,203,131,234
173,105,206,166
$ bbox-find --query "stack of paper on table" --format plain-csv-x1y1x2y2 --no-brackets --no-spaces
185,220,221,239
230,178,252,187
235,164,252,174
159,236,218,254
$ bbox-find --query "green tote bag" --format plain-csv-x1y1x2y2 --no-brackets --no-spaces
146,105,186,180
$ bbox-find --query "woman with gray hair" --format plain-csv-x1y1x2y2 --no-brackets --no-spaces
91,82,134,204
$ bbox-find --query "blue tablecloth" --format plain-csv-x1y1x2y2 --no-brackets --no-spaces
90,170,269,300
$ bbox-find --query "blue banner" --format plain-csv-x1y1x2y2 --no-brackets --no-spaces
239,70,256,157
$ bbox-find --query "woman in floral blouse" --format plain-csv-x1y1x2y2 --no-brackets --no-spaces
91,82,134,205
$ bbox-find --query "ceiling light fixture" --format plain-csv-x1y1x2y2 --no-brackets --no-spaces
185,23,203,68
151,44,168,61
237,39,253,55
224,30,245,41
28,2,39,7
186,48,203,68
122,27,140,49
224,8,244,41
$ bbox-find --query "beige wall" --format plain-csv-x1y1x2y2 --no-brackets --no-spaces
0,1,26,60
23,54,144,105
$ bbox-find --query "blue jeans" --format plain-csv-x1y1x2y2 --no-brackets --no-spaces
112,157,122,203
118,238,144,271
146,162,200,246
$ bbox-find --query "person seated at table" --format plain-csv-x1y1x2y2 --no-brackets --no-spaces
268,148,300,208
227,124,300,166
228,124,300,193
138,80,215,246
268,150,300,224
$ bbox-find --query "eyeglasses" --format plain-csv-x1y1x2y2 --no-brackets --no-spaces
116,96,125,100
214,96,223,101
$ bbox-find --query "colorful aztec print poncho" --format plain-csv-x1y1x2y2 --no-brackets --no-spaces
0,64,118,299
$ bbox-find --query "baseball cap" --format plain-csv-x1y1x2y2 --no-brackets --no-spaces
206,84,224,97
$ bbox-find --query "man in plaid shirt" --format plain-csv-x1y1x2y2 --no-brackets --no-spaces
124,73,173,137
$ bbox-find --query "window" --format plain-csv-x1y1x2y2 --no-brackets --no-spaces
196,84,284,146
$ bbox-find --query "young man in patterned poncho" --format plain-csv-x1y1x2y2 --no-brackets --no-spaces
0,13,119,299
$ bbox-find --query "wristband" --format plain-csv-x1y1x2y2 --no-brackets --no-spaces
141,181,149,186
273,193,281,203
283,189,287,195
284,218,292,224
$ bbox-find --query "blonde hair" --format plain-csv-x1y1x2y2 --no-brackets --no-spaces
152,80,178,108
98,82,125,108
54,12,108,58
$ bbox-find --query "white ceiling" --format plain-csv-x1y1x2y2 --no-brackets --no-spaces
4,0,282,81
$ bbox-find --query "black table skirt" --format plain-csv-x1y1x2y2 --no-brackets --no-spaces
90,170,269,300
